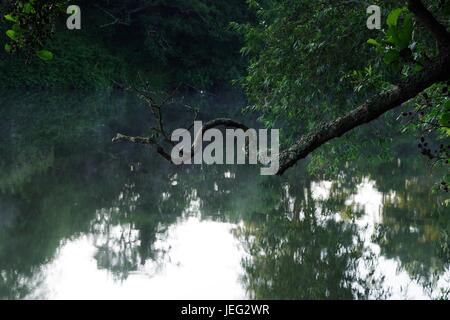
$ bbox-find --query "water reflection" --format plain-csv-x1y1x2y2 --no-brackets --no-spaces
26,217,245,300
0,91,449,299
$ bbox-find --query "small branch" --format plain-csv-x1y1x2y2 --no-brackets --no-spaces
96,5,131,28
174,118,252,162
112,133,173,163
113,118,250,163
116,81,176,145
100,19,119,28
183,103,200,131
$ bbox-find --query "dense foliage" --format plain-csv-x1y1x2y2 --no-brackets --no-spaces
2,0,67,61
1,0,253,88
238,0,449,188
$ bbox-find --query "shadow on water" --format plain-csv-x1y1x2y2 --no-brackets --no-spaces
0,90,449,299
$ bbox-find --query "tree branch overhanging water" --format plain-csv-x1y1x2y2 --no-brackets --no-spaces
113,0,450,176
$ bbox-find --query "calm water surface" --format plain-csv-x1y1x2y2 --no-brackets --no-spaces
0,91,449,299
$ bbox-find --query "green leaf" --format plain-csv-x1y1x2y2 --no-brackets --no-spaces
439,113,450,127
445,100,450,111
384,34,396,46
23,3,35,14
384,49,400,64
36,50,54,61
367,38,380,47
4,43,12,53
387,27,400,47
398,14,413,49
4,14,18,23
387,8,406,28
6,30,18,41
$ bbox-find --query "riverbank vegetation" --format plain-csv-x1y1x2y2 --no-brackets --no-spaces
0,0,252,89
1,0,450,300
1,0,449,191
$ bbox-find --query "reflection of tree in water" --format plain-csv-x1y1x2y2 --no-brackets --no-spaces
371,160,450,297
238,217,386,299
1,91,449,299
321,142,450,298
87,162,266,280
233,169,387,300
235,153,449,299
89,167,186,281
92,208,142,281
0,91,157,297
345,143,450,297
0,90,253,292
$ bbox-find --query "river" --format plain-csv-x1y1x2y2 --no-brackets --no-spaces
0,90,449,299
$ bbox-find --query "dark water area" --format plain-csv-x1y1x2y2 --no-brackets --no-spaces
0,90,449,299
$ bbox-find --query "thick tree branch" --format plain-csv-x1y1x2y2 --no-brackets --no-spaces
114,52,449,173
175,118,251,162
408,0,450,49
113,118,249,163
276,1,450,175
276,51,450,175
201,118,250,132
113,0,450,175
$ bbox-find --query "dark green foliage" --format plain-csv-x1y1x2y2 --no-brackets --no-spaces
1,0,253,88
238,0,449,185
2,0,68,61
0,30,128,88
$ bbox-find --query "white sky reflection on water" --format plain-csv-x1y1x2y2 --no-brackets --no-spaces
27,217,246,300
23,177,449,300
311,178,450,300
